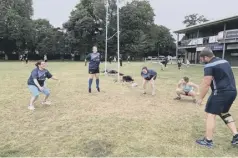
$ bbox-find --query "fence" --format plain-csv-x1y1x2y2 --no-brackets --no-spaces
0,54,82,61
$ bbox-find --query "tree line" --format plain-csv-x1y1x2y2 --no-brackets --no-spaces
1,0,208,60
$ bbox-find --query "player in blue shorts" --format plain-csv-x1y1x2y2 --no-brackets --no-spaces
196,47,238,148
86,46,101,93
27,60,59,110
141,67,157,95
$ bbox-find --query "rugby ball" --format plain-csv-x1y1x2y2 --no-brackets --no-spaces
131,83,138,87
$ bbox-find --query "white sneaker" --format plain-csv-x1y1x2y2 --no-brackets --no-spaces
28,105,35,110
42,101,51,105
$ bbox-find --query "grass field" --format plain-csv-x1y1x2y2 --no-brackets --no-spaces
0,61,238,157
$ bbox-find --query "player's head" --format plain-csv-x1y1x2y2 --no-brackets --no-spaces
35,60,46,69
142,66,148,74
182,76,189,83
200,47,214,64
92,46,97,53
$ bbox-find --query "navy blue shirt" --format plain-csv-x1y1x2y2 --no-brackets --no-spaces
204,57,236,93
27,68,52,87
86,52,100,70
141,69,157,80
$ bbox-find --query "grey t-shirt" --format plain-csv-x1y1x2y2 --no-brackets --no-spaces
27,68,52,86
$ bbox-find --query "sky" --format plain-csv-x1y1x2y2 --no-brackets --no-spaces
33,0,238,32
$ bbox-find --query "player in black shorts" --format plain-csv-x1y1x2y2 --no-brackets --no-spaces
86,46,101,93
196,47,238,148
141,67,157,95
177,58,182,70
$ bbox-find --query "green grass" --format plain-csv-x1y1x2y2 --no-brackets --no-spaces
0,61,238,156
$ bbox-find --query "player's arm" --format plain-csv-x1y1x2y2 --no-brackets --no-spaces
99,53,103,62
51,76,59,80
31,70,41,89
177,80,182,88
199,67,213,100
141,71,144,78
85,54,91,61
47,71,59,81
33,79,41,89
190,82,200,93
151,70,157,80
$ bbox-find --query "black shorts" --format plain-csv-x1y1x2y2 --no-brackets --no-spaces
205,91,237,115
161,61,166,65
145,75,157,81
89,68,99,74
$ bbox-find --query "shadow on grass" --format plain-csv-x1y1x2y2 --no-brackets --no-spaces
176,99,196,104
83,140,114,157
0,149,21,157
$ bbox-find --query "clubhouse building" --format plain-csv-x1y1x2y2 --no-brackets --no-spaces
174,15,238,66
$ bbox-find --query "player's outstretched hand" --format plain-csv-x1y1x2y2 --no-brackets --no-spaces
196,99,203,106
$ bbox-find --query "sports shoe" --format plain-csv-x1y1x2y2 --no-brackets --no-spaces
97,87,100,92
42,101,51,105
89,88,91,93
196,138,213,148
231,134,238,145
28,105,35,110
174,96,181,100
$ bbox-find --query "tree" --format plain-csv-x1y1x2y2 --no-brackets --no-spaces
31,19,66,56
119,0,155,56
0,0,34,55
63,0,105,55
0,0,68,60
63,0,175,59
149,24,175,56
183,14,209,27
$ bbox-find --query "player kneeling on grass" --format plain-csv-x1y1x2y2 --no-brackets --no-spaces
27,60,59,110
122,75,138,87
141,67,157,95
174,76,199,103
102,69,124,76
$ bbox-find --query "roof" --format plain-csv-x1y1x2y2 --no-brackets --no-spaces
174,15,238,34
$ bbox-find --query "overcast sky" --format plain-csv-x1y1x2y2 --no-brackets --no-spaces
33,0,238,32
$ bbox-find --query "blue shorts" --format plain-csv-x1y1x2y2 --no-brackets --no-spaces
28,85,50,97
205,91,237,115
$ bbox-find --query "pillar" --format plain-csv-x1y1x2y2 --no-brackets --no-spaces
195,29,200,64
222,23,226,59
176,33,179,59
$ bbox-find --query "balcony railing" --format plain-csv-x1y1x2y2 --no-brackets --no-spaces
178,36,217,47
178,29,238,48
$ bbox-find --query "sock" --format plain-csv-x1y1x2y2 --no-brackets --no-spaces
205,138,212,142
89,79,93,89
96,79,99,88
